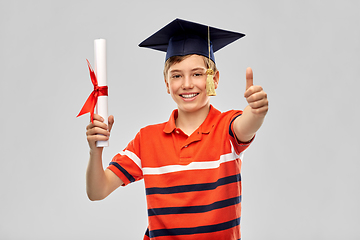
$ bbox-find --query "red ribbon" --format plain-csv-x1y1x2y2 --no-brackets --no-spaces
77,59,108,123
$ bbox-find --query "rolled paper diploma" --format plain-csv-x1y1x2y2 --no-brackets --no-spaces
94,39,109,147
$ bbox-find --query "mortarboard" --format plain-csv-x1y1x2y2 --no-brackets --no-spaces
138,18,245,63
139,18,245,96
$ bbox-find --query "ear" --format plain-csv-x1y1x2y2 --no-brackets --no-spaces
164,77,170,94
213,70,220,89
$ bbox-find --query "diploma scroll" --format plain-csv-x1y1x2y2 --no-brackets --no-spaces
94,39,109,147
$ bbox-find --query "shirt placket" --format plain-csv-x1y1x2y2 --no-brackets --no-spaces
175,129,202,163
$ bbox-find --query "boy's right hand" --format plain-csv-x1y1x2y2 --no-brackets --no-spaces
86,114,114,151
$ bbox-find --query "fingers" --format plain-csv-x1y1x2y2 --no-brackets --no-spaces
249,104,268,116
86,114,112,131
86,114,111,148
86,114,107,130
245,67,253,91
86,124,110,137
245,88,268,116
246,91,268,108
244,67,268,116
87,132,109,145
244,85,263,98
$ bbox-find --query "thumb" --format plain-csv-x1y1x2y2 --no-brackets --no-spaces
108,115,115,132
246,67,253,90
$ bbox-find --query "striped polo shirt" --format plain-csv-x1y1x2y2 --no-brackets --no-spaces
108,105,252,240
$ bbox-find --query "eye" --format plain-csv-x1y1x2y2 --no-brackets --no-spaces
193,73,203,77
171,74,181,79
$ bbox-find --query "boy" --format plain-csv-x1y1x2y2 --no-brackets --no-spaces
85,19,268,239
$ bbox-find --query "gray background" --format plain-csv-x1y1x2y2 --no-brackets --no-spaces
1,0,359,239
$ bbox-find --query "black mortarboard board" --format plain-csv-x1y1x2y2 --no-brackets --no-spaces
138,18,245,63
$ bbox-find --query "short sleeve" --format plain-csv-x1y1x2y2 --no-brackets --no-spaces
228,112,254,155
107,132,144,186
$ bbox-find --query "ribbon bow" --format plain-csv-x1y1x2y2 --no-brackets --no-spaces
77,59,108,123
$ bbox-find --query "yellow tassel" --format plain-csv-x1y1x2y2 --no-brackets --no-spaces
206,69,216,96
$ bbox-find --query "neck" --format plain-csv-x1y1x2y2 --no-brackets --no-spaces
176,104,211,136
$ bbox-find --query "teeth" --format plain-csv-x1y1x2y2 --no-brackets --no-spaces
181,93,197,98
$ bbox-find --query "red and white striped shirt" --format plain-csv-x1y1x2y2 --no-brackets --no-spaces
108,105,252,240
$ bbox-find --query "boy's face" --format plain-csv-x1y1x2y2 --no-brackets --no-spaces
164,54,219,114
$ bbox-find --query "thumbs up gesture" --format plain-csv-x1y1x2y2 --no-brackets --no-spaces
244,67,268,117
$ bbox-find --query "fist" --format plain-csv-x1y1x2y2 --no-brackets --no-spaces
244,67,268,116
86,114,114,150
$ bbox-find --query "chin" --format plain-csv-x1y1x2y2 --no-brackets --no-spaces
178,102,210,113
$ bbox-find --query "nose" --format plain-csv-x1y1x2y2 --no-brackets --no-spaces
182,75,194,89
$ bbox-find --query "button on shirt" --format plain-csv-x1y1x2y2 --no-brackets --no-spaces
108,105,253,240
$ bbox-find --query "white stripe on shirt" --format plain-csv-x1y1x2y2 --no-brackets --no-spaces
119,150,142,169
142,141,243,176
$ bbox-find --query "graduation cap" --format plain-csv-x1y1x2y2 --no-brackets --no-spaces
139,18,245,96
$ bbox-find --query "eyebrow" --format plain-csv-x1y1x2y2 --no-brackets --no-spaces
191,67,206,72
169,67,206,73
169,69,181,74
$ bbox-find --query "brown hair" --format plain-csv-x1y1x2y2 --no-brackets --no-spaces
163,54,217,80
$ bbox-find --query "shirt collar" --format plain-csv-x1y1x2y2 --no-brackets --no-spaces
163,108,178,133
163,105,221,134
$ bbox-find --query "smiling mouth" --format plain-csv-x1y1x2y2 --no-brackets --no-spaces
180,93,199,99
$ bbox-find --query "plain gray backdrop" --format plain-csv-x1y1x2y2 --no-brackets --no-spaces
1,0,359,239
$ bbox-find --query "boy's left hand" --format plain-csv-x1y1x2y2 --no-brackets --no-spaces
244,67,268,117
